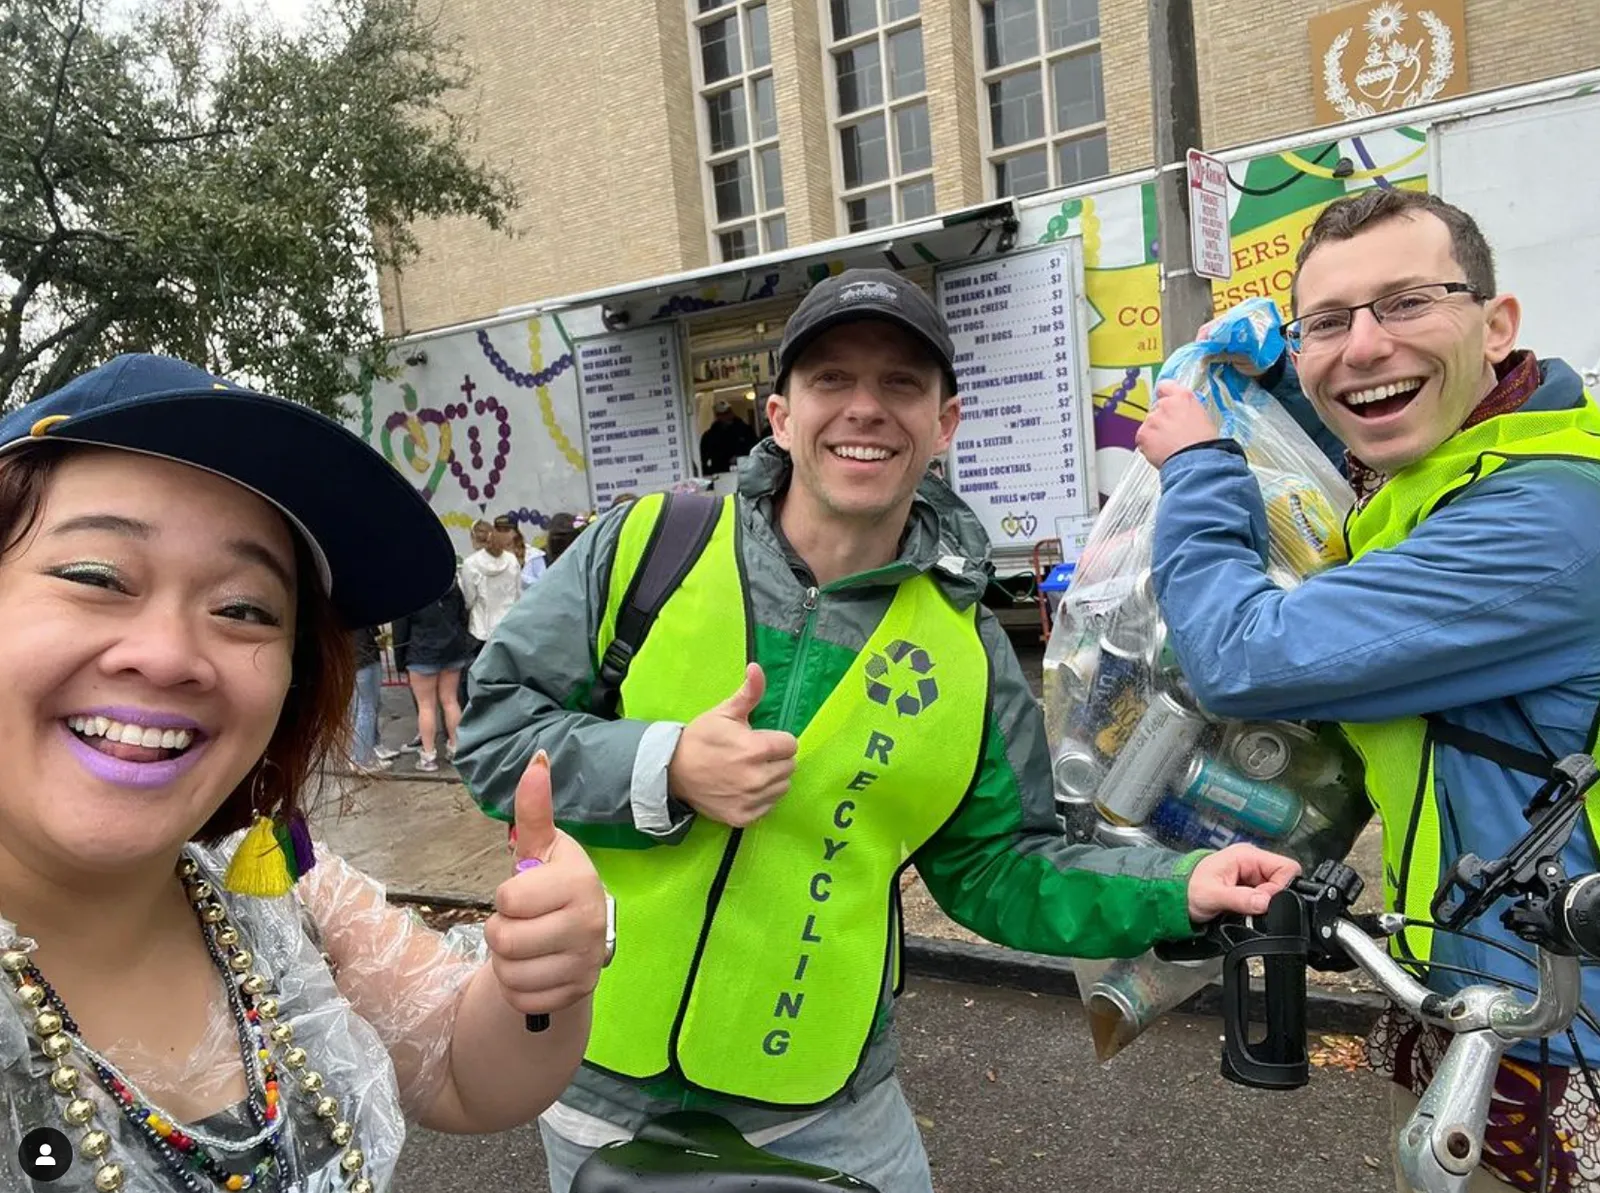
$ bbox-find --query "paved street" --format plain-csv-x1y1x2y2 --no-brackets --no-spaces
355,632,1398,1193
393,976,1394,1193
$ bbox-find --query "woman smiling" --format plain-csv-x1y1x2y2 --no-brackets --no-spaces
0,355,608,1192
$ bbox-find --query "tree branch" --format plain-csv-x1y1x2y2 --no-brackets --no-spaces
81,108,238,147
26,305,115,401
34,0,89,230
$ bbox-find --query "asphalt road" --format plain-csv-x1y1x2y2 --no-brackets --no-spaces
393,976,1395,1193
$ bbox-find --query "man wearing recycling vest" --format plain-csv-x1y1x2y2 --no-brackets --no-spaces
1135,188,1600,1192
456,267,1299,1191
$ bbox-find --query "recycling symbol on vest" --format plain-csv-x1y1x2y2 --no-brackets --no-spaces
864,639,938,716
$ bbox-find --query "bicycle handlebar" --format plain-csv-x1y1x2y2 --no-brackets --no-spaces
1163,752,1600,1193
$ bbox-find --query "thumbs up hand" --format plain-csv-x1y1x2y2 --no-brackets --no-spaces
666,663,799,828
484,751,609,1020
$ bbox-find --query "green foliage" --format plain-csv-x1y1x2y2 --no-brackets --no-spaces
0,0,516,414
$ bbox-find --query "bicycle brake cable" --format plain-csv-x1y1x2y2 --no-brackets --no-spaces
1393,918,1600,1037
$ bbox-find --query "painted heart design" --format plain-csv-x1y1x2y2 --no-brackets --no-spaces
997,513,1039,539
440,391,513,508
380,401,453,502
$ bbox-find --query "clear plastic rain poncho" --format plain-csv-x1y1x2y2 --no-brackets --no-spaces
1040,298,1374,1061
2,834,489,1191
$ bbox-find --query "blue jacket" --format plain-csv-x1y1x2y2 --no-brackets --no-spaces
1152,356,1600,1067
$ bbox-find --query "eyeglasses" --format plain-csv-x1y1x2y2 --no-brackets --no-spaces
1285,282,1484,352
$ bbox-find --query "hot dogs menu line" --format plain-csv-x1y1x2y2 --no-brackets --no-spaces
576,327,688,508
935,246,1092,551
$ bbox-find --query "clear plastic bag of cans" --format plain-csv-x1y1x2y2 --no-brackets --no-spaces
1042,298,1372,1061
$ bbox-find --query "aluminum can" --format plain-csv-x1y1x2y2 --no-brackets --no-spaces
1104,569,1158,650
1092,820,1159,850
1226,722,1314,782
1093,691,1206,826
1260,475,1348,578
1175,755,1303,838
1280,802,1341,866
1053,739,1107,800
1075,637,1149,760
1145,618,1199,709
1087,960,1164,1037
1056,797,1098,843
1147,793,1260,851
1085,954,1217,1061
1282,725,1350,791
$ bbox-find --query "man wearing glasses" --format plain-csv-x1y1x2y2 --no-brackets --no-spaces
1134,188,1600,1190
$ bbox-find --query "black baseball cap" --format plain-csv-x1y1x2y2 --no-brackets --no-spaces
775,268,958,396
0,354,455,627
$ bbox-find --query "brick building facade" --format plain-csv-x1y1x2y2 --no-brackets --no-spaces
380,0,1600,337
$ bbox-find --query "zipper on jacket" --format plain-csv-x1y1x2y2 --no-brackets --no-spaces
777,586,820,733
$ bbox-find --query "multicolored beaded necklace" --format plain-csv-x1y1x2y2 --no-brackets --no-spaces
0,852,374,1193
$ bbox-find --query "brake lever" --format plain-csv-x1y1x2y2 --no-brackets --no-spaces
1432,753,1600,931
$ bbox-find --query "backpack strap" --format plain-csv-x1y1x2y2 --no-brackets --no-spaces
1425,712,1557,779
589,492,724,719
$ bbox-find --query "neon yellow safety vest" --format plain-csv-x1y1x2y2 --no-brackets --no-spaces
1340,394,1600,964
581,493,990,1107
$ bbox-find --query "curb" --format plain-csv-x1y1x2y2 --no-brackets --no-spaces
385,890,1384,1034
323,768,465,786
904,936,1385,1035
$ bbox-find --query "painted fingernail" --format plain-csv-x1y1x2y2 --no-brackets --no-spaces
516,858,543,873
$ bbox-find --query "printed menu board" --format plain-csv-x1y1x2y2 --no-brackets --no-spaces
935,241,1096,559
574,326,690,509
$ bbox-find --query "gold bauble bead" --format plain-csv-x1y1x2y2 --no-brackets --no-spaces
35,1009,63,1036
241,975,267,996
64,1097,95,1125
41,1032,73,1059
228,950,254,973
350,1179,374,1193
1,950,29,973
178,857,199,878
299,1070,324,1094
329,1120,353,1146
215,925,239,948
256,997,279,1019
94,1161,125,1191
200,903,227,924
314,1095,338,1119
339,1148,365,1174
282,1046,308,1069
50,1066,80,1093
80,1129,111,1158
186,879,213,902
269,1022,293,1045
18,983,46,1008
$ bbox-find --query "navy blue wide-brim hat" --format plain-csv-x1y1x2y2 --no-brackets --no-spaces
0,354,455,627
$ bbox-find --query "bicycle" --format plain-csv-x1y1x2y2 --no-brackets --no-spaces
1158,752,1600,1193
569,753,1600,1193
